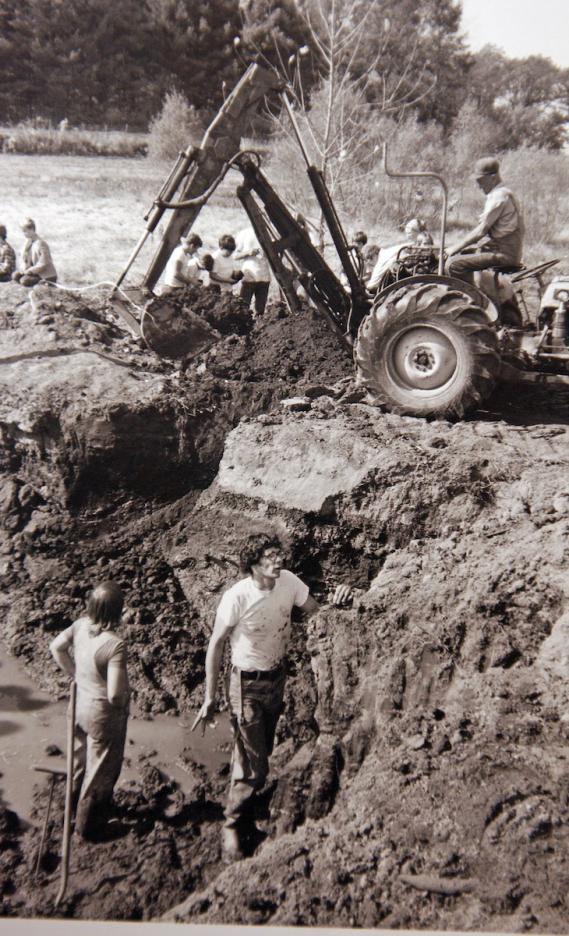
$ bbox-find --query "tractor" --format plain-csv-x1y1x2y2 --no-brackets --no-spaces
113,63,569,420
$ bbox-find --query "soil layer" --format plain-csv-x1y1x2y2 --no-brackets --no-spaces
3,281,569,930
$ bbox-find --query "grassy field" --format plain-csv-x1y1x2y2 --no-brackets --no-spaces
0,151,430,289
1,153,254,288
2,151,567,290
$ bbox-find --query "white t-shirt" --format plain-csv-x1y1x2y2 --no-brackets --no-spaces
211,250,237,292
235,228,271,283
367,242,411,290
216,569,310,670
163,244,202,288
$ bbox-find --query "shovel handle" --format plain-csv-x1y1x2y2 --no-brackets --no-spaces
55,680,76,908
34,773,57,879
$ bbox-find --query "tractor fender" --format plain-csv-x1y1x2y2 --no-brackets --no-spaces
371,273,499,325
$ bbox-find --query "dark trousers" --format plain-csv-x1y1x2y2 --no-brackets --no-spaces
224,665,285,828
446,251,513,284
240,280,270,315
13,273,57,287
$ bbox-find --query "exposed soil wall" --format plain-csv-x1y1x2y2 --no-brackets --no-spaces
3,281,569,930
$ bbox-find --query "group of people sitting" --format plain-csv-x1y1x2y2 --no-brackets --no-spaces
162,226,272,316
0,218,58,286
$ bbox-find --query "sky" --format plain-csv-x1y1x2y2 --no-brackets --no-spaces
460,0,569,68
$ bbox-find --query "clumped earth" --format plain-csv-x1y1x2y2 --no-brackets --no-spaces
2,280,569,930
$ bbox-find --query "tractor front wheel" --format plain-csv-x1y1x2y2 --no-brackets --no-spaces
354,281,500,419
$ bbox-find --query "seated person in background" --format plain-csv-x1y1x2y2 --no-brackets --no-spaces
363,242,380,276
367,218,431,292
209,234,243,292
162,233,203,294
0,225,16,282
446,157,524,284
417,228,434,247
234,227,271,316
354,232,387,283
340,229,369,289
12,218,57,286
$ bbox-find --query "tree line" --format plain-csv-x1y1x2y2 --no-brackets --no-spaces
1,0,568,151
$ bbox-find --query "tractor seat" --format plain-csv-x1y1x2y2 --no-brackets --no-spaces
492,263,524,275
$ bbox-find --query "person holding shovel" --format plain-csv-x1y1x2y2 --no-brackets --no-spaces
50,580,130,840
193,533,353,861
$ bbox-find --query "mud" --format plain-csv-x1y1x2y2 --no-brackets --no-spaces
3,280,569,930
1,764,232,921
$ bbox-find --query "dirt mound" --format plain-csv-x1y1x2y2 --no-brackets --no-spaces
203,299,351,385
155,283,254,337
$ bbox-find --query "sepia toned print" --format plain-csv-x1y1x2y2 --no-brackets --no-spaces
2,0,569,931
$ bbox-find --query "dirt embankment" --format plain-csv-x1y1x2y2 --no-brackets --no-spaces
3,281,569,929
0,282,352,708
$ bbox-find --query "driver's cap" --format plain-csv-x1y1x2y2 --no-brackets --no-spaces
473,157,499,179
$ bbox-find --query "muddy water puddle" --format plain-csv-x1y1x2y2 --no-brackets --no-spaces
0,649,230,823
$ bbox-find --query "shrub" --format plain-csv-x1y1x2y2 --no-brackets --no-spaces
499,148,569,247
147,90,207,162
264,90,569,259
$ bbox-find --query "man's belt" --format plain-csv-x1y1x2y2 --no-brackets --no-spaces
236,663,285,682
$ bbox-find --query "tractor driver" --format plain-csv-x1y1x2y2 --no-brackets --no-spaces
446,157,524,284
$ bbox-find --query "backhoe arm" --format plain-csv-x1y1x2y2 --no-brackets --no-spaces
115,64,281,293
236,156,353,339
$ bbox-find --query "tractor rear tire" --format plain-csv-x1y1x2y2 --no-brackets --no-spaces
354,281,500,419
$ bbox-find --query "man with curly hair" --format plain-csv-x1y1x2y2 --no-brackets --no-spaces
193,532,352,860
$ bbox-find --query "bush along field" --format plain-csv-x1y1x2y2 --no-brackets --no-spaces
0,120,147,157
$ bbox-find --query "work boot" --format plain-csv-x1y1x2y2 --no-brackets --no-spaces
222,826,244,862
75,796,109,842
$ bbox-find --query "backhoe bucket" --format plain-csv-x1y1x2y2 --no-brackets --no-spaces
141,294,220,361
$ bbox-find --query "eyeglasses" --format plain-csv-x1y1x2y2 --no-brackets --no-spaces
261,550,284,561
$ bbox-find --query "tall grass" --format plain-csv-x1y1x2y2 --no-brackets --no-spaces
0,122,147,157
